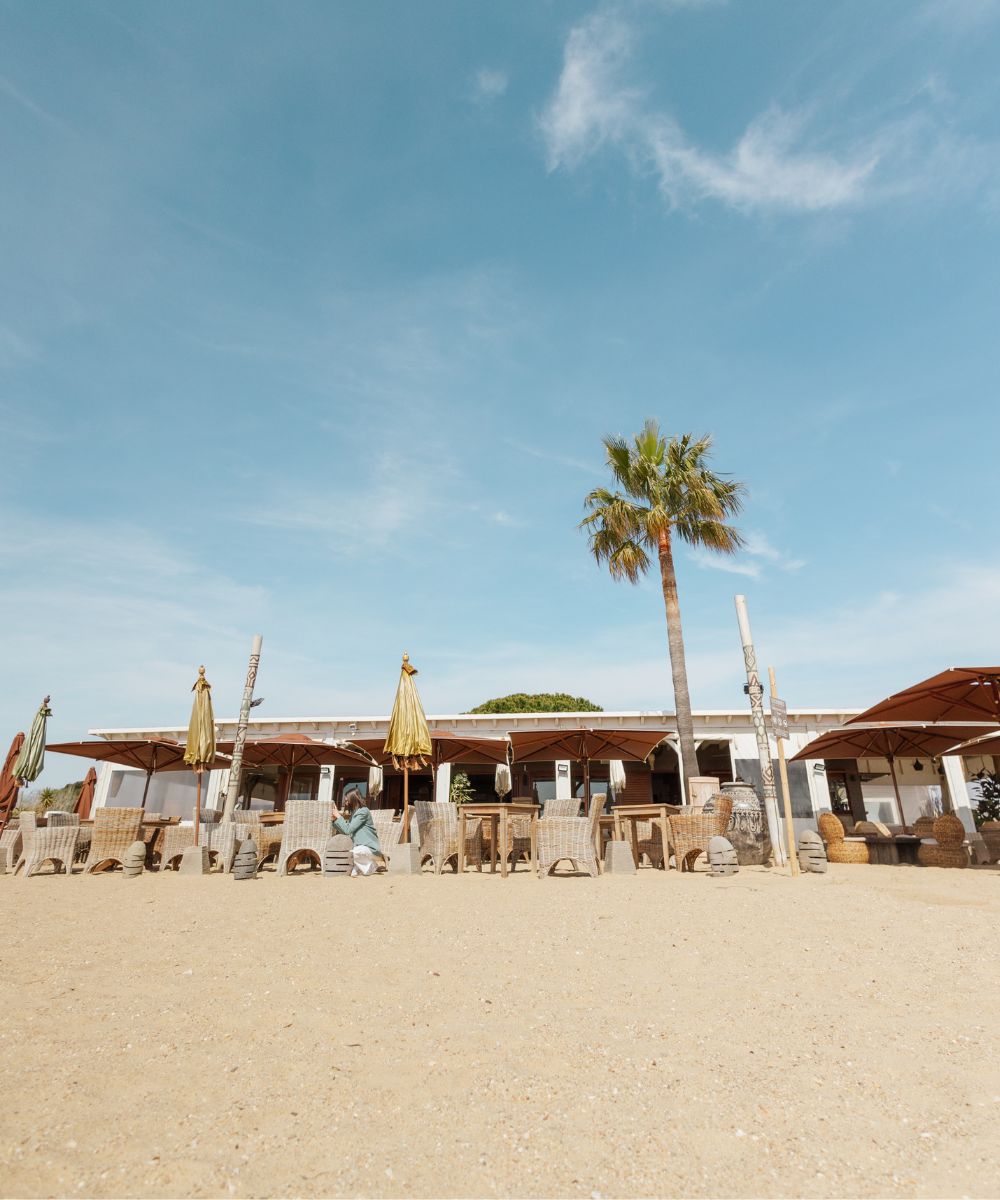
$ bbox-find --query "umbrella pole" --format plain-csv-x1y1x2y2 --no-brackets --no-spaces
888,755,906,830
140,743,158,812
402,766,410,843
194,770,202,846
583,758,590,811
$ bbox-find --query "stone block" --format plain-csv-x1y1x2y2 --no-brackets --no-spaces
386,843,422,875
233,838,258,880
797,830,828,874
323,834,353,877
707,835,739,876
603,839,636,874
178,845,210,875
122,839,146,878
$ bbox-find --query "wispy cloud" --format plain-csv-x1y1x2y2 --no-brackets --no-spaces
0,73,69,132
505,438,600,475
539,6,993,214
690,532,804,580
473,67,509,102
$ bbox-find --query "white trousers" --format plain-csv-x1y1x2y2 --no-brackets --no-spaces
351,846,378,876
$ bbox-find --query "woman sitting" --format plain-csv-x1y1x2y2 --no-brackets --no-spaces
332,789,385,875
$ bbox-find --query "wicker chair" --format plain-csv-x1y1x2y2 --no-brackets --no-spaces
370,810,401,858
0,821,21,872
818,811,869,865
917,812,969,868
18,811,79,877
414,801,482,874
541,798,582,819
912,815,937,840
46,810,88,862
84,807,144,874
536,793,606,878
158,823,236,871
276,800,334,876
636,820,666,869
668,799,734,873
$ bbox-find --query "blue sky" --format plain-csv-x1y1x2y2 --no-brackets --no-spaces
2,0,1000,765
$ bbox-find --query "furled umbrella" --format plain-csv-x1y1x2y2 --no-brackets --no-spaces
494,762,512,802
0,732,25,837
12,696,51,787
847,668,1000,726
608,759,627,799
47,737,232,810
368,764,384,804
790,724,991,826
75,767,98,821
383,654,432,842
183,667,217,847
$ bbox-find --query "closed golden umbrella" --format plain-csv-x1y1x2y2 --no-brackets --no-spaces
183,666,217,846
383,653,432,842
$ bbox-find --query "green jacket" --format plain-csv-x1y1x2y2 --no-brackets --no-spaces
333,806,382,855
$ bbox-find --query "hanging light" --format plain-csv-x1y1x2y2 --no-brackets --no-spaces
913,759,924,772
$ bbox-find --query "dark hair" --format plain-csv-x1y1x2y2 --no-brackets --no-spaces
342,789,365,816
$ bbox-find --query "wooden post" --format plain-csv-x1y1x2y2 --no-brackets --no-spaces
222,634,263,823
734,595,784,866
194,770,202,847
402,766,410,843
768,666,799,877
887,755,907,829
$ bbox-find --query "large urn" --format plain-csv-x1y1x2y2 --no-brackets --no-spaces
718,781,772,866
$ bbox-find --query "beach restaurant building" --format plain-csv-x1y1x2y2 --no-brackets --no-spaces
87,707,989,836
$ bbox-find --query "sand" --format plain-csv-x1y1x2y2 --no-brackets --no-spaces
1,862,998,1200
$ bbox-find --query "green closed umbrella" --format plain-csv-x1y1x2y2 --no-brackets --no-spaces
13,696,51,785
183,667,217,846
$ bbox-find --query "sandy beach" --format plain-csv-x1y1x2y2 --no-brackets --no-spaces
2,863,998,1200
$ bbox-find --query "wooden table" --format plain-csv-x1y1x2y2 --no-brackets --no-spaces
611,804,680,869
457,803,540,877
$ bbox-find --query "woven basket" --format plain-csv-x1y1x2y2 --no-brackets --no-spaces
933,813,965,846
911,816,936,840
827,838,870,865
918,842,969,868
818,812,846,843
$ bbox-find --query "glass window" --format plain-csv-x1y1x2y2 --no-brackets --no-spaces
105,769,203,820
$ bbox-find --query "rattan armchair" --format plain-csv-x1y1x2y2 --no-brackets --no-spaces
414,801,482,874
668,799,734,873
85,807,144,873
18,811,79,877
370,809,401,858
536,793,606,878
0,821,21,872
46,810,88,863
817,810,869,864
917,812,969,868
276,800,334,875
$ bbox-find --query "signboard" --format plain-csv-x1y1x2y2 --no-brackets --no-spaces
770,697,789,740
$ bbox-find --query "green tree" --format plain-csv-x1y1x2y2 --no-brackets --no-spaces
468,692,603,715
449,770,476,805
581,421,745,785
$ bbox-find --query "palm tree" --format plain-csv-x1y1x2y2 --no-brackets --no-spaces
581,421,746,790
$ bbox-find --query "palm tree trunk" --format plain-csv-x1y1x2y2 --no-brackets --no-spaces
658,530,698,793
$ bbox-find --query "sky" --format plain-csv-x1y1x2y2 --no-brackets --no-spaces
2,0,1000,772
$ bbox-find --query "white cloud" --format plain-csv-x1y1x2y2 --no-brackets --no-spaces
689,532,804,579
473,67,509,102
918,0,1000,31
539,7,972,214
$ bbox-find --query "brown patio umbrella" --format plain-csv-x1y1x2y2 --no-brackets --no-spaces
946,730,1000,758
47,738,232,810
847,668,1000,726
75,767,98,821
508,728,671,805
215,734,376,809
790,725,989,826
0,732,25,837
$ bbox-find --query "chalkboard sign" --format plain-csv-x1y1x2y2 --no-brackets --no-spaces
770,697,789,740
